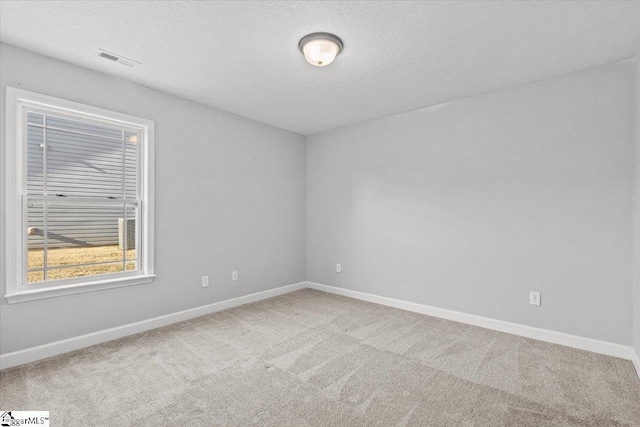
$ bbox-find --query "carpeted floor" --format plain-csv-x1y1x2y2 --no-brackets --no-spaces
1,288,639,426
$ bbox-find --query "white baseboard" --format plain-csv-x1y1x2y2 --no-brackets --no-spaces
632,350,640,381
305,282,636,362
0,281,307,370
3,280,637,376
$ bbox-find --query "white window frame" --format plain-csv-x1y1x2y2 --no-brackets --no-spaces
4,87,155,303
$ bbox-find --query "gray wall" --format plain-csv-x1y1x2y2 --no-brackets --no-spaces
0,43,307,354
634,46,640,357
307,60,634,345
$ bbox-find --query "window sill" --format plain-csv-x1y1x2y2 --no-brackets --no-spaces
4,274,156,304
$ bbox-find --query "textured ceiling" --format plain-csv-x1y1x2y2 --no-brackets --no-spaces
1,1,640,135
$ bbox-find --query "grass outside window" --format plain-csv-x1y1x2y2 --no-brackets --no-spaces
28,245,136,282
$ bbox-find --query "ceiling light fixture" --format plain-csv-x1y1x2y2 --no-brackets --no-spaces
299,32,343,67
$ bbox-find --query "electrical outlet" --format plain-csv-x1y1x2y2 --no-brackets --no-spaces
529,291,541,306
336,263,342,273
232,271,238,281
201,276,209,288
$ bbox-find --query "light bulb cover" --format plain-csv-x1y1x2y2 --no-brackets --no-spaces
299,32,343,67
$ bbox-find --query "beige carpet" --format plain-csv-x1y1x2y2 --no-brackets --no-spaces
1,288,639,426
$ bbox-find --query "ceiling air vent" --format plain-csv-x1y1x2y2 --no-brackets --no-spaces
96,49,141,69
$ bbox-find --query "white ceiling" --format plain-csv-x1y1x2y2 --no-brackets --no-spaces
2,1,640,135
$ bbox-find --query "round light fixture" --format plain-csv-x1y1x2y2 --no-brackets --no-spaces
299,32,343,67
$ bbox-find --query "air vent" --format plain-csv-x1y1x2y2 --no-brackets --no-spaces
96,49,141,69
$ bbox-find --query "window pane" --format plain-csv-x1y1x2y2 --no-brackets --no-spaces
123,205,137,261
28,270,45,284
124,134,138,198
26,111,139,199
46,128,125,198
27,112,44,126
27,200,44,283
46,202,127,268
46,262,125,281
46,114,123,140
27,124,44,195
124,131,137,144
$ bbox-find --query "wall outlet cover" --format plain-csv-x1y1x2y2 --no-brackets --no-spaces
529,291,541,306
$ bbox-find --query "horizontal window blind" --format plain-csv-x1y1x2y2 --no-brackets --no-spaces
26,112,138,250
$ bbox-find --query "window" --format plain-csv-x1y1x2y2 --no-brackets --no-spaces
4,88,155,303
